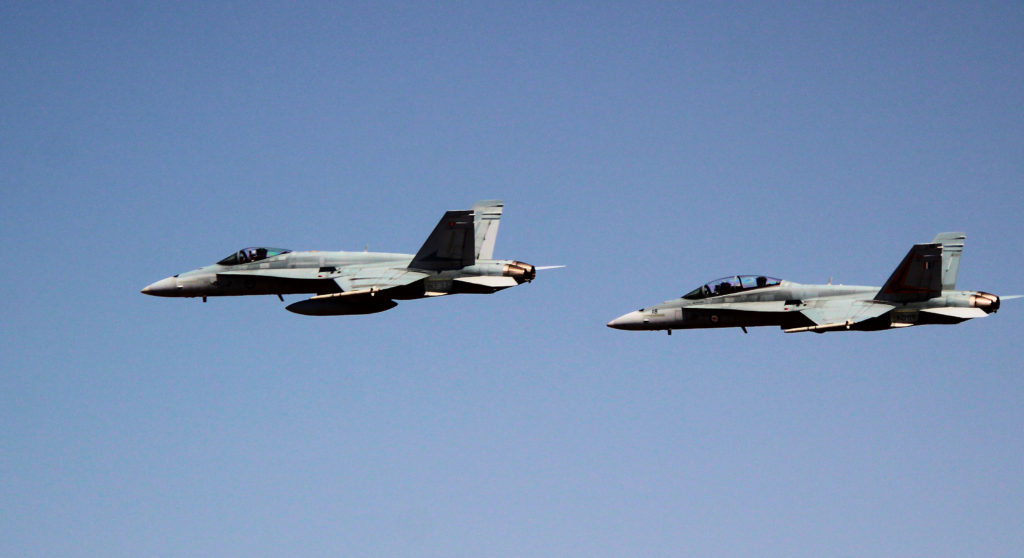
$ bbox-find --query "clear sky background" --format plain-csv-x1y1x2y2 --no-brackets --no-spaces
3,2,1023,557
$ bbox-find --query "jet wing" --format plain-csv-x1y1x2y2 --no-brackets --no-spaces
784,299,893,333
284,267,429,316
800,299,892,326
219,267,428,294
697,298,893,332
334,267,428,292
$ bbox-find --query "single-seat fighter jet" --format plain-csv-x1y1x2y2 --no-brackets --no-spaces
142,200,549,315
608,233,1018,334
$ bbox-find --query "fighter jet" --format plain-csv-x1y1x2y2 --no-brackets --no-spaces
142,200,550,315
608,232,1018,334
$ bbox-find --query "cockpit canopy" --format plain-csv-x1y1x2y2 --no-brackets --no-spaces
683,275,782,299
217,247,291,266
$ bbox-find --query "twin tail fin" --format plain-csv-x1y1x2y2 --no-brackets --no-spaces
409,200,505,271
875,232,965,302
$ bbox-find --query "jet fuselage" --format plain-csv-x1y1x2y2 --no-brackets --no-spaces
607,281,1000,333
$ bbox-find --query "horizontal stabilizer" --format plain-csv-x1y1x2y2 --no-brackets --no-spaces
921,307,989,319
454,276,519,289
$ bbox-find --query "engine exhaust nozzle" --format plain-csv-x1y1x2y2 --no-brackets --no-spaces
970,292,1000,314
502,261,536,283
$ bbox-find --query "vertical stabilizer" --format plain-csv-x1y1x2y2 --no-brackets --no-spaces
409,210,475,270
876,242,943,302
472,200,503,260
932,232,965,291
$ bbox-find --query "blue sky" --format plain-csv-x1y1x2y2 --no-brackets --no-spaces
3,2,1023,556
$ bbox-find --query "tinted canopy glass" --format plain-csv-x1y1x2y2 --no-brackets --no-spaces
217,247,291,266
683,275,781,299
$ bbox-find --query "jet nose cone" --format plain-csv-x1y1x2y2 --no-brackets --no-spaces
607,310,645,330
141,276,179,296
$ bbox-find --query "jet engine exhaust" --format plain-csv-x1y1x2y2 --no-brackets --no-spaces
503,261,536,283
970,292,1000,313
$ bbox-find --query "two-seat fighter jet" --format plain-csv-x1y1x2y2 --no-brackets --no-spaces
608,233,1017,334
142,200,547,315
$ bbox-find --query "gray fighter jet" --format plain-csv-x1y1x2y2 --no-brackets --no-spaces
608,233,1018,334
142,200,549,315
